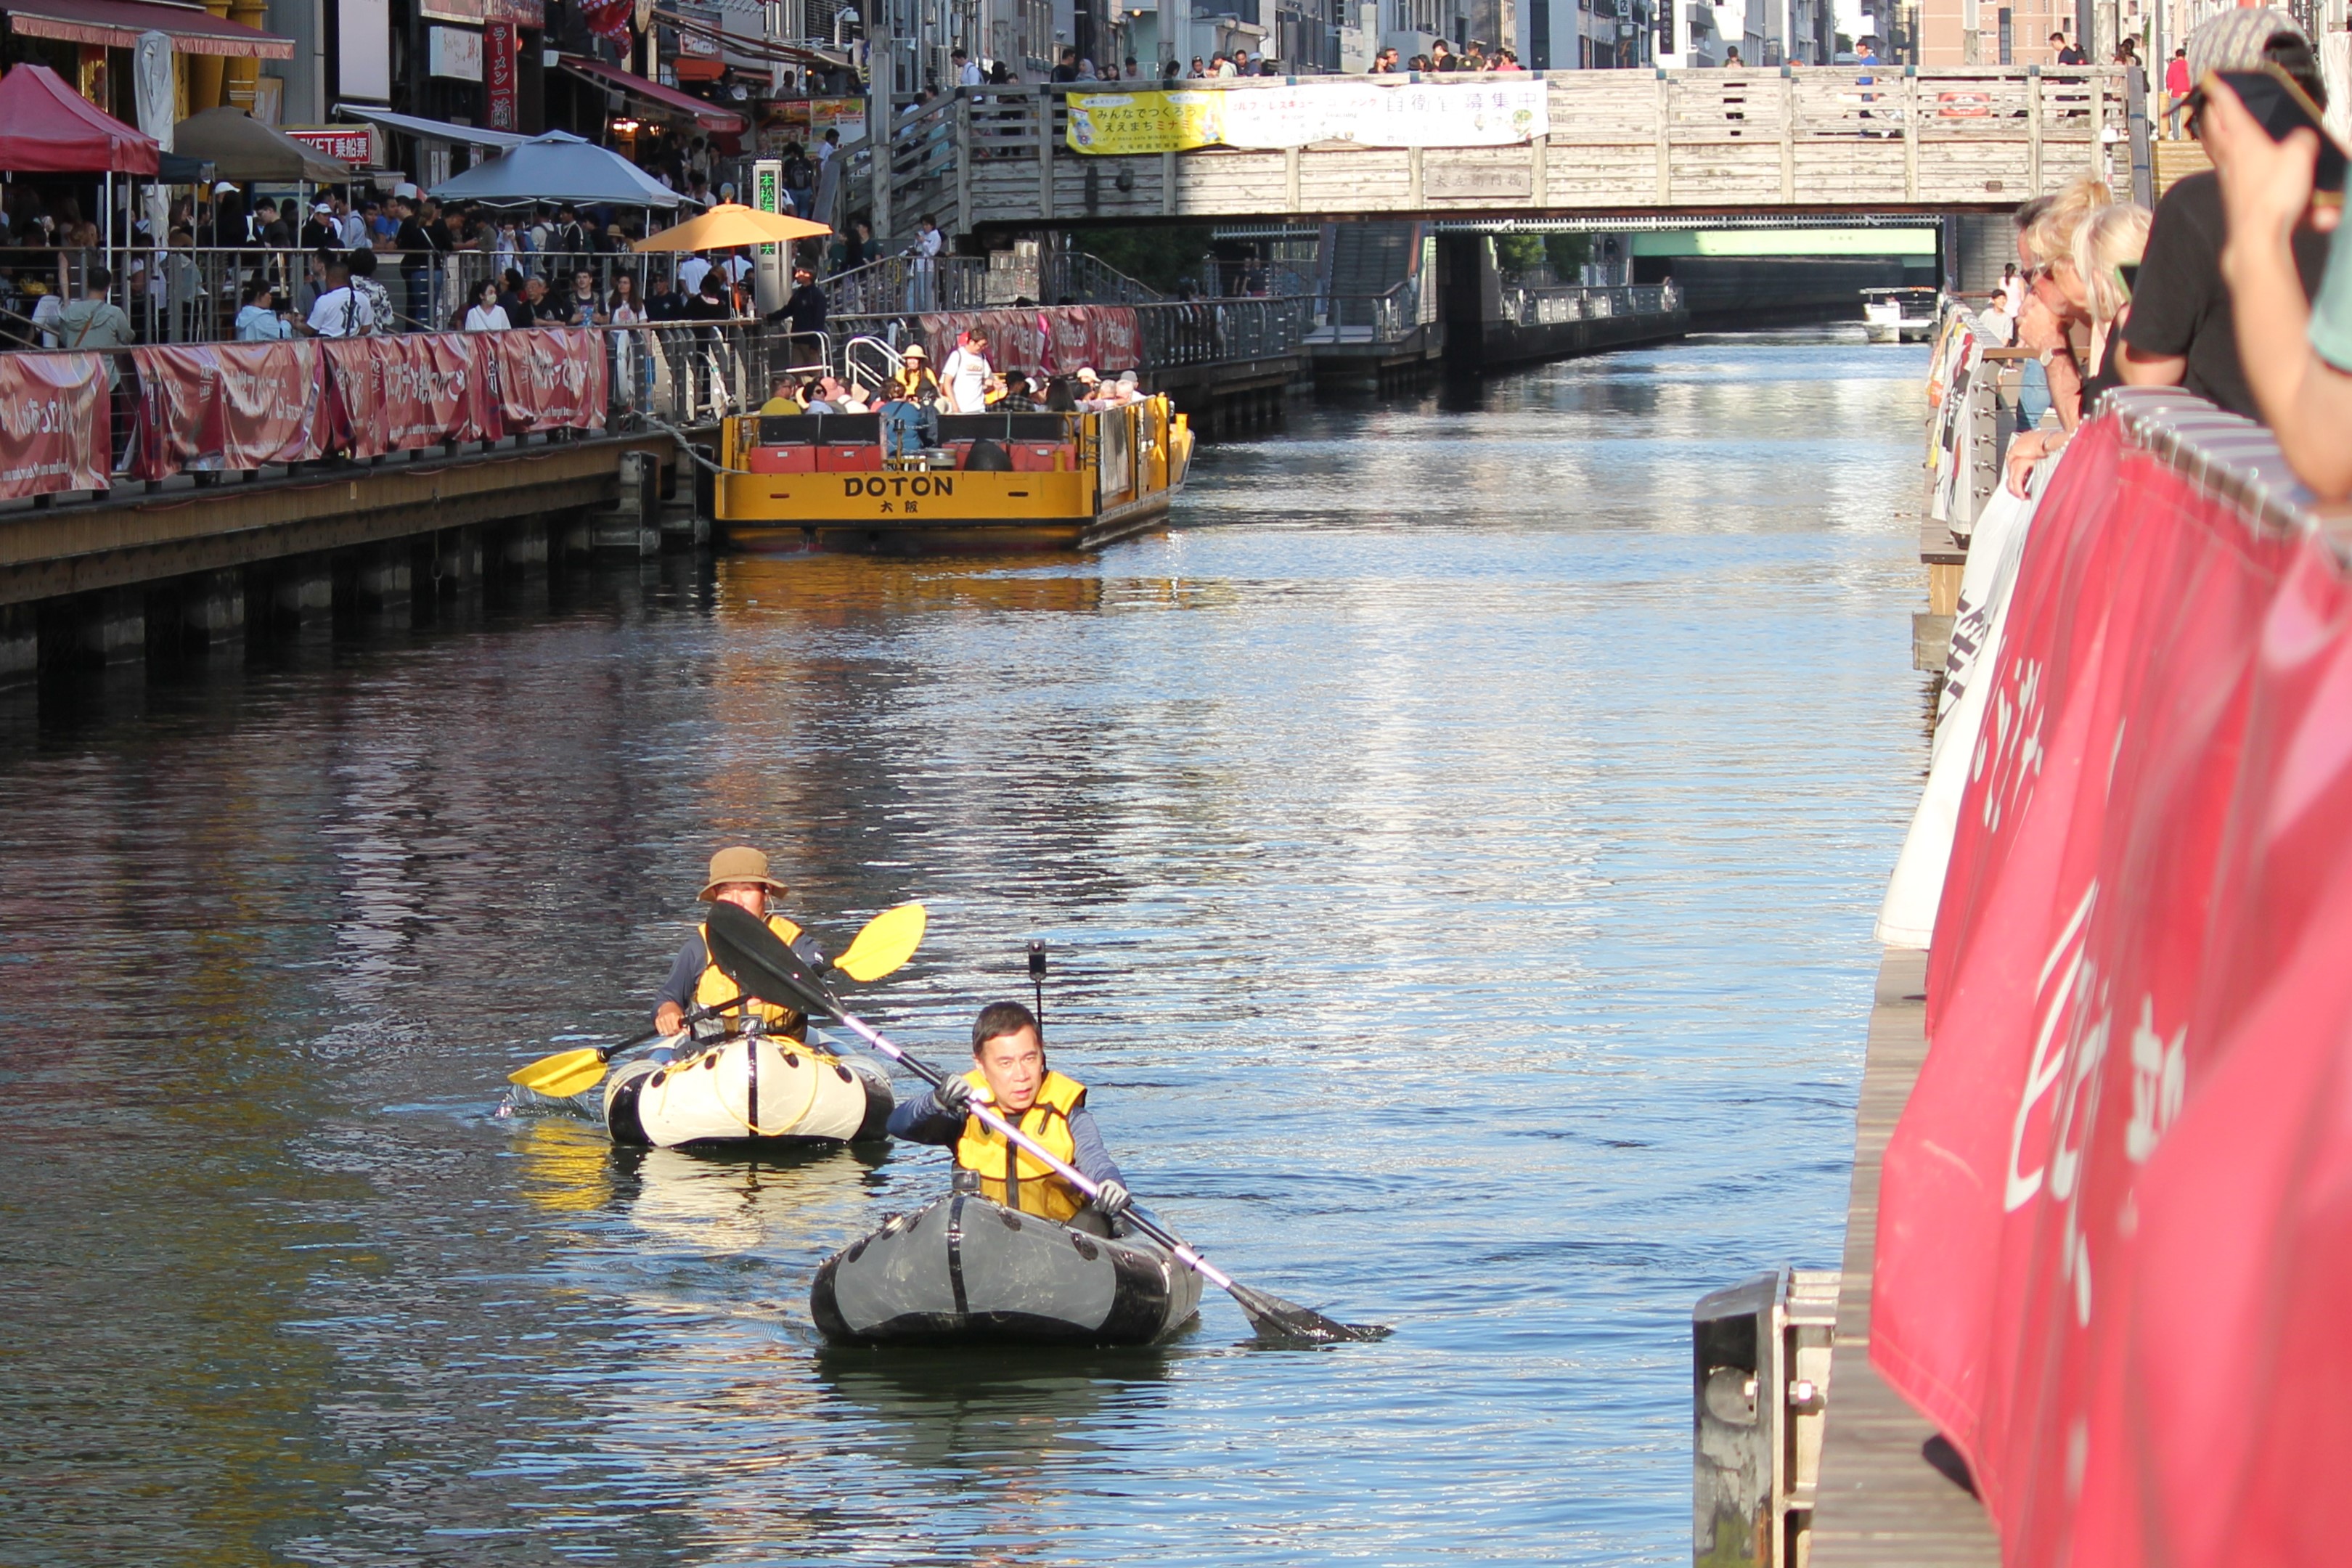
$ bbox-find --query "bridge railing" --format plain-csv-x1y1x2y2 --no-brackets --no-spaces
818,294,1310,383
1498,280,1685,328
874,68,2131,229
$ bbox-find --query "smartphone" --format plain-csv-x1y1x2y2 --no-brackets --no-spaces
2211,65,2348,203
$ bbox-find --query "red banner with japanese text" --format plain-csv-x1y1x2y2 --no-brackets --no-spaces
0,351,110,499
1090,306,1140,371
914,306,1143,379
1871,409,2352,1564
128,340,332,481
485,23,518,131
488,327,607,434
324,332,496,458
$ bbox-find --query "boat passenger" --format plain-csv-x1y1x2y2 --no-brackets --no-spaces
650,846,809,1041
880,377,938,456
886,1001,1133,1233
759,375,804,415
895,343,941,403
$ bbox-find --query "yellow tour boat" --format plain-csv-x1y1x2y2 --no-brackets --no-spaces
714,397,1193,555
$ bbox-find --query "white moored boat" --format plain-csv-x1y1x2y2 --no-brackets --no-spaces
1862,286,1940,344
603,1032,893,1149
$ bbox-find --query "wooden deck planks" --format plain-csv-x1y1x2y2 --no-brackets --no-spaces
1807,948,2003,1568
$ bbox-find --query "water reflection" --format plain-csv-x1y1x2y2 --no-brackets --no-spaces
0,331,1932,1566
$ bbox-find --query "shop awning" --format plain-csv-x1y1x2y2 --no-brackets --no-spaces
0,62,160,172
558,54,743,134
335,103,532,150
1,0,294,57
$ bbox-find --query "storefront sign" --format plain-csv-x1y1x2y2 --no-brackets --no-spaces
338,0,391,102
485,23,518,129
428,25,484,82
0,353,110,501
809,97,866,145
1066,80,1548,155
285,125,378,164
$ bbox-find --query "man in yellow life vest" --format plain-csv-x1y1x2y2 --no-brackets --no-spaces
886,1000,1132,1233
650,846,808,1041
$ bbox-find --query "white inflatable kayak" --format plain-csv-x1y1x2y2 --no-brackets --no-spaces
603,1036,893,1149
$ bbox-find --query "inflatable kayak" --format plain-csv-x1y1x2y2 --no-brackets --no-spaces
603,1035,892,1149
810,1190,1203,1347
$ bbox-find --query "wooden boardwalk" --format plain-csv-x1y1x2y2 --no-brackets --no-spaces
1808,947,2001,1566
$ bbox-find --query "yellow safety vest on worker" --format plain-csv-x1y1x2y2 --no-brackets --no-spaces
694,912,807,1037
954,1068,1090,1221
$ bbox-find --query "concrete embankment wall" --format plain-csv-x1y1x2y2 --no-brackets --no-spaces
1478,308,1691,369
1636,256,1940,330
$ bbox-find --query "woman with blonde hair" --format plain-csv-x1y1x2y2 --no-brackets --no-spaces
2005,198,2152,495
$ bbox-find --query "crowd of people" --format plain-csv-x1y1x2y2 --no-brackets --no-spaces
757,322,1151,454
1975,6,2349,505
2,134,862,350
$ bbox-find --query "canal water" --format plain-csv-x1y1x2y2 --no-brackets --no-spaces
0,330,1930,1567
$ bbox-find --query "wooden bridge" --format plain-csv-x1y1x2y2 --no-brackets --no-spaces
863,68,2133,234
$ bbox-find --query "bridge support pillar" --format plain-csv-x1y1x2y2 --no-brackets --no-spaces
265,555,335,629
1437,234,1489,375
163,569,248,653
342,543,413,621
498,519,551,571
0,604,36,684
589,452,660,556
659,496,709,548
433,527,486,594
49,589,147,666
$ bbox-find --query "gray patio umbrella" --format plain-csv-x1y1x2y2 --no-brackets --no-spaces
427,132,682,208
171,107,351,182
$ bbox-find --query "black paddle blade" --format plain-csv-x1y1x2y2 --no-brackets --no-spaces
1229,1283,1392,1347
705,902,843,1020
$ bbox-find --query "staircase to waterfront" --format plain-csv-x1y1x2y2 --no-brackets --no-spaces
1310,222,1428,348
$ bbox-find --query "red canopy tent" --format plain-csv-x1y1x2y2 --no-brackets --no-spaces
0,62,160,174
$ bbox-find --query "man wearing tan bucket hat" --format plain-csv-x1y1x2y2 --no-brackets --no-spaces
651,847,808,1040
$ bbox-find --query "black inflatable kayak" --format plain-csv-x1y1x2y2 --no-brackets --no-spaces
811,1191,1203,1347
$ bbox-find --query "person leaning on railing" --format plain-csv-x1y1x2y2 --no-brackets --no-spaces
2117,9,2332,417
2207,75,2352,500
2005,200,2152,496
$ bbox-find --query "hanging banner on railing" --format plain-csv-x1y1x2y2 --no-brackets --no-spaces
1870,407,2352,1564
489,327,608,434
128,342,332,481
325,332,495,457
915,306,1143,377
1091,307,1140,372
0,353,110,500
1067,81,1548,155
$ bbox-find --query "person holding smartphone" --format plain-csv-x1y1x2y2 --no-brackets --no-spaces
2117,9,2332,418
2208,65,2352,498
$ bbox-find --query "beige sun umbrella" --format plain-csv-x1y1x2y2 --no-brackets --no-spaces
634,203,832,252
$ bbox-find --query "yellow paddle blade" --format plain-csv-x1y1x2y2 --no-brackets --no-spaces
507,1047,611,1098
836,901,927,982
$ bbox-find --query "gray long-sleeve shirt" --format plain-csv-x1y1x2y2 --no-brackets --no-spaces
886,1085,1124,1187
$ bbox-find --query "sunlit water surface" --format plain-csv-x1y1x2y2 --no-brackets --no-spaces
0,330,1930,1566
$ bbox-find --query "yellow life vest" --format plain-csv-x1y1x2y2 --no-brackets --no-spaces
694,912,807,1037
953,1068,1089,1221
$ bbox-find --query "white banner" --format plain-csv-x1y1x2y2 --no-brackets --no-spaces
1068,80,1548,155
1219,80,1547,148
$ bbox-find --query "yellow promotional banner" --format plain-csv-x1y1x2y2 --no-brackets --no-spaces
1066,91,1224,155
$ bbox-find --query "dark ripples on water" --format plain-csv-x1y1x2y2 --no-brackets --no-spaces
0,330,1930,1565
